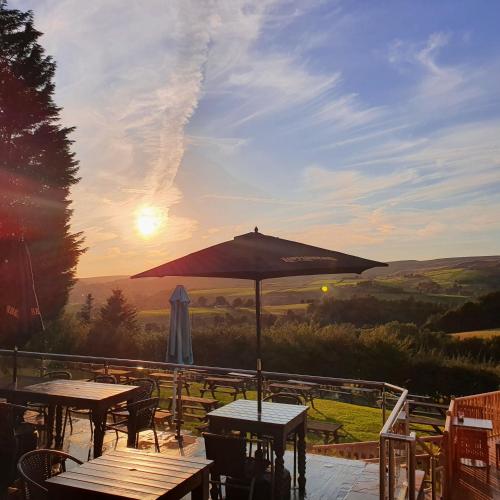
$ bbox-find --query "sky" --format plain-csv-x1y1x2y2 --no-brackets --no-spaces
12,0,500,277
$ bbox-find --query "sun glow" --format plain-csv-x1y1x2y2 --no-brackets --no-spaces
136,206,164,238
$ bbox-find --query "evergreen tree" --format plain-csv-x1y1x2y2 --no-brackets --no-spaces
0,2,84,323
77,293,94,324
87,289,139,357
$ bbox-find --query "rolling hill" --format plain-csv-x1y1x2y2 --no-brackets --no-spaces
69,255,500,312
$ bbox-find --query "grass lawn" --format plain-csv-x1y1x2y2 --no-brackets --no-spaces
452,329,500,339
160,382,383,444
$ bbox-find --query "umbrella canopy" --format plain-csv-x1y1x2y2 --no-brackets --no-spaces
167,285,193,365
0,238,44,348
133,229,385,280
132,228,387,413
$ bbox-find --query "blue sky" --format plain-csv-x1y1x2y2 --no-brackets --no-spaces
12,1,500,277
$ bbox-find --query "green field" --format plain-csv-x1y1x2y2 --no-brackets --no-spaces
452,329,500,340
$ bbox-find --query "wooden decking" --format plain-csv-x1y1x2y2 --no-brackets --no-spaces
58,416,379,499
451,437,500,500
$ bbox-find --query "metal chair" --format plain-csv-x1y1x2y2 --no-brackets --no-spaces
203,432,270,500
106,397,161,452
0,403,38,495
17,449,82,500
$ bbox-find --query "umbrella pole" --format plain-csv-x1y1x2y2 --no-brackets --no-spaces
256,279,262,415
12,345,18,387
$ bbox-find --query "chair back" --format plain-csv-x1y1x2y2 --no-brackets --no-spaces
203,432,248,479
128,378,156,401
43,371,72,380
17,449,82,500
264,392,303,405
127,397,159,433
94,374,116,384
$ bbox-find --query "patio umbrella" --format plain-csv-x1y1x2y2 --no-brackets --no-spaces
0,238,44,383
167,285,193,365
132,228,387,414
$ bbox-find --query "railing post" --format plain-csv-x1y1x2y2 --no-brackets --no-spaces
388,440,395,499
382,385,387,424
380,435,387,500
408,435,416,500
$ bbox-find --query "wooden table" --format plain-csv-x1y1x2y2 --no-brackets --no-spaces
452,417,493,431
92,368,132,382
208,399,308,499
307,420,343,444
268,382,318,409
0,380,141,457
46,448,212,499
167,395,218,421
201,376,247,400
151,372,191,395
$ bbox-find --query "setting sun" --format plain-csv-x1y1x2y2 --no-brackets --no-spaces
136,206,164,238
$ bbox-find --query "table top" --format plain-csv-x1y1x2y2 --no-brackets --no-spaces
92,368,132,376
269,382,315,392
452,417,493,430
0,379,140,408
228,372,255,379
208,399,308,426
205,376,244,384
46,448,212,499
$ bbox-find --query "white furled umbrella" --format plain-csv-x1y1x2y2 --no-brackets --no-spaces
168,285,193,442
167,285,193,364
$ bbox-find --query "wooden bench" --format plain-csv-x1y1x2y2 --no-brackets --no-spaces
268,382,318,409
167,395,218,421
200,376,247,400
307,420,343,444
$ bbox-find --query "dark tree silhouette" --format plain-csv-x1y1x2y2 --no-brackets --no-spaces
196,296,208,307
87,289,139,357
77,293,94,324
0,2,84,323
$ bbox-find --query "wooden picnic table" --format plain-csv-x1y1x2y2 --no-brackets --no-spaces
307,420,343,444
150,372,191,395
46,448,212,499
0,379,141,457
200,376,247,400
208,399,308,499
268,382,318,409
167,395,219,421
91,367,132,382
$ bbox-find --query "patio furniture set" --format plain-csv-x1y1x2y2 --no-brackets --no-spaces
0,370,319,499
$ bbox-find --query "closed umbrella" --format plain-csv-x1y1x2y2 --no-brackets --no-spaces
168,285,193,442
167,285,193,364
0,238,44,384
132,228,386,414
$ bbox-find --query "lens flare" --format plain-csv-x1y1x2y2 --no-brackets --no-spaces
321,285,329,293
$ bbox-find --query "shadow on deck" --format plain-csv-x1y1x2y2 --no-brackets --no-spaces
452,437,500,500
60,417,379,500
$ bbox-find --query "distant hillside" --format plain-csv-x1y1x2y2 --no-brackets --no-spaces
69,255,500,311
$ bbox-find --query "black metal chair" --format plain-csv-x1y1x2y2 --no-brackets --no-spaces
110,377,156,419
106,397,161,452
62,374,117,439
0,402,38,496
17,449,82,500
203,432,270,500
263,392,304,488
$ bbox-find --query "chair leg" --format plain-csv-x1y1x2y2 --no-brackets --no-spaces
153,425,160,452
293,433,297,488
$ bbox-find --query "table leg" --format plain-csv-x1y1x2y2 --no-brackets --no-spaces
274,437,285,500
192,468,210,500
91,409,107,458
46,404,55,447
55,405,64,448
297,420,307,496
